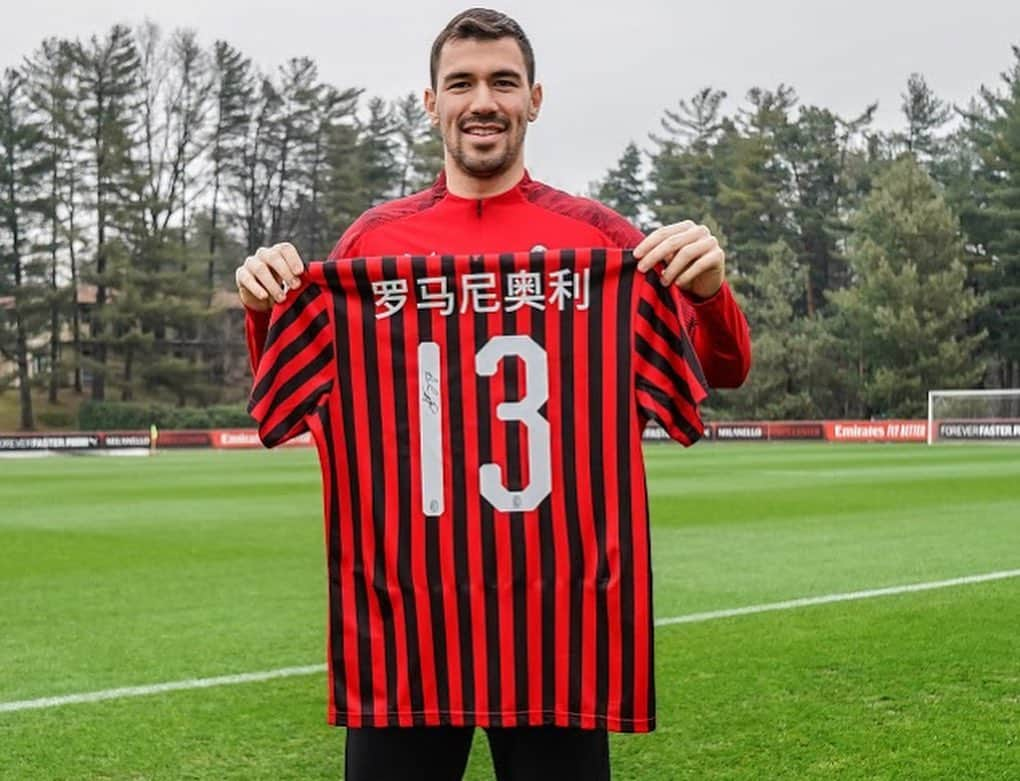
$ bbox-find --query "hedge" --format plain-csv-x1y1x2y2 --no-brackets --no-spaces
78,401,252,430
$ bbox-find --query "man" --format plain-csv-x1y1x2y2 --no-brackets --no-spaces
237,8,750,780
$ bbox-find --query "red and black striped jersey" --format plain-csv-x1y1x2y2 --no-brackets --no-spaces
248,248,707,733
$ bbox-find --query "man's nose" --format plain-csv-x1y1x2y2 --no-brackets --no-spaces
469,84,499,114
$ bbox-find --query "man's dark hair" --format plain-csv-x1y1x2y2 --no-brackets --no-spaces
430,8,535,88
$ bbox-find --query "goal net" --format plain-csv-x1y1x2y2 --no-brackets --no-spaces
927,389,1020,444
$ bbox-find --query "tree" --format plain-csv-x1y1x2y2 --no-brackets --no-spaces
647,87,726,227
410,126,444,191
959,46,1020,389
777,103,876,316
267,57,319,244
23,37,80,400
712,86,797,277
229,74,281,254
356,96,399,208
0,68,49,429
70,25,142,401
720,240,845,419
897,73,952,166
206,40,253,289
291,83,360,259
593,141,645,227
392,91,430,198
829,157,984,417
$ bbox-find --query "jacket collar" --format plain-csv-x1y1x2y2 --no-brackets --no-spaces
433,169,533,206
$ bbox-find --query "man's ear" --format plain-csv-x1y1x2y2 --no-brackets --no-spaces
424,88,439,125
529,82,543,122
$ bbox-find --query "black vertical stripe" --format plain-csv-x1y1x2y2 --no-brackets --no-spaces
615,256,638,725
558,249,584,728
415,256,452,719
319,404,346,718
533,250,557,721
442,254,476,718
471,254,502,726
352,258,400,725
324,261,374,725
500,252,531,719
384,256,425,723
587,250,610,724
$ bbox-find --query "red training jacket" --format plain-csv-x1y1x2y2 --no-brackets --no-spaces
245,171,751,385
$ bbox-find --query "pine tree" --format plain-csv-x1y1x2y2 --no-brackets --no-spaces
647,87,726,227
777,103,876,316
267,57,319,244
897,73,952,166
829,157,984,417
594,141,645,227
721,241,842,419
959,46,1020,389
0,67,50,429
291,83,360,259
206,40,253,288
713,86,796,277
23,37,79,401
70,24,142,401
392,91,430,198
411,126,444,191
356,96,399,208
230,74,281,254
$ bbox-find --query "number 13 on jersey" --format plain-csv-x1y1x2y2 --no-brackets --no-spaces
418,336,552,516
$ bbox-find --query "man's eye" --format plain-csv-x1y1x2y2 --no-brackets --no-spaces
495,80,517,88
449,81,470,90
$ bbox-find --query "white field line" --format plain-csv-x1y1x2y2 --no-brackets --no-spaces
0,665,325,714
654,568,1020,626
2,568,1018,715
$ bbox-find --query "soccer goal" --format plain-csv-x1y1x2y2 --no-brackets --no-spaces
927,389,1020,445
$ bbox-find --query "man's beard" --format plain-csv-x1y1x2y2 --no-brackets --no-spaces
447,115,525,178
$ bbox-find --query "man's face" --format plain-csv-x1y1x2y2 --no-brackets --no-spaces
425,37,542,180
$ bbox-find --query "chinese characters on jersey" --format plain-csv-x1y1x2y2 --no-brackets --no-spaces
372,267,592,319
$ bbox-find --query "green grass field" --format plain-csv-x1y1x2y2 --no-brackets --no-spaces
1,443,1018,780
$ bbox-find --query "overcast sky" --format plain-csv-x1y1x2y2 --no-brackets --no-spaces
3,1,1019,194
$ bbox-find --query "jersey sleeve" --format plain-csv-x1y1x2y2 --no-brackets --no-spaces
247,283,335,447
633,274,709,446
244,225,364,376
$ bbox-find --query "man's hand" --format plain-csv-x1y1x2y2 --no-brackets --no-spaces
633,221,725,299
235,243,305,312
